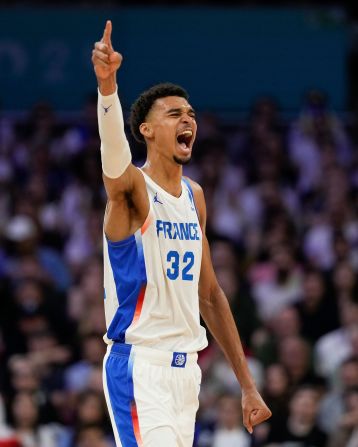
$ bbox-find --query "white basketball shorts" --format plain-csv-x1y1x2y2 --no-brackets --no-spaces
103,343,202,447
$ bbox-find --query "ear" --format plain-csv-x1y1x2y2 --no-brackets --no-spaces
139,122,153,140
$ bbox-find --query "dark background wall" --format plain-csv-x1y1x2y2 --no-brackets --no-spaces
0,7,348,114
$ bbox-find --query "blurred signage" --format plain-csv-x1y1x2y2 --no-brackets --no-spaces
0,7,347,112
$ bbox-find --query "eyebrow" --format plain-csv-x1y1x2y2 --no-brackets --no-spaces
166,107,196,115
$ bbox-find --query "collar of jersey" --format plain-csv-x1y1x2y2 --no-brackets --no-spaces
140,169,187,205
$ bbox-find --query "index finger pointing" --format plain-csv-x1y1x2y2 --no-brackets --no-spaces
102,20,112,45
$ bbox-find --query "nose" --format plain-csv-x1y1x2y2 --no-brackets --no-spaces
181,113,193,123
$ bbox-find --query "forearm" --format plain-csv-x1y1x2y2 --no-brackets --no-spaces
98,74,117,96
97,75,131,179
200,286,256,391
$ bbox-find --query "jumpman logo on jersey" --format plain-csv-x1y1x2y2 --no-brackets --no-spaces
102,104,112,115
153,192,163,205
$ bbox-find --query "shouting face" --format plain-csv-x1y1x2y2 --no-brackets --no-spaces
140,96,197,165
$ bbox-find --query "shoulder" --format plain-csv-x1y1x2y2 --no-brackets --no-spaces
183,176,204,196
183,176,206,228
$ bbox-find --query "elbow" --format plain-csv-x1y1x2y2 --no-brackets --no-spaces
199,282,221,310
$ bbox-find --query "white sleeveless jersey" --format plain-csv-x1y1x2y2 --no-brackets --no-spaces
102,170,208,353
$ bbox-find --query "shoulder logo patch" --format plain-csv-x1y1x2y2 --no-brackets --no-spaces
102,104,112,115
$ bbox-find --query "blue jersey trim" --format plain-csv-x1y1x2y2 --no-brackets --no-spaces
106,233,135,248
106,230,147,342
105,346,140,446
182,177,199,220
135,232,147,286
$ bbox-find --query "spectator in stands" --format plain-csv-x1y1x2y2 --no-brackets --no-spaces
252,305,301,367
64,334,105,394
265,385,327,446
61,391,113,447
3,391,67,447
314,298,358,380
3,215,71,292
295,269,339,343
327,386,358,447
220,267,260,350
211,395,250,447
0,81,357,447
333,261,358,303
195,394,250,447
278,336,321,387
72,424,114,447
318,356,358,435
249,242,303,322
254,363,291,445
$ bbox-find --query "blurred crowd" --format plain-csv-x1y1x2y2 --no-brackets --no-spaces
0,89,357,447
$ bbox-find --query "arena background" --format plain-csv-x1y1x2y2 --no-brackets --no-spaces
0,1,358,447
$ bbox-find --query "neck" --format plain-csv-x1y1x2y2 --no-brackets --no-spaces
142,153,183,198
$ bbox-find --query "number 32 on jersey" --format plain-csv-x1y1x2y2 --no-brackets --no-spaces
166,250,194,281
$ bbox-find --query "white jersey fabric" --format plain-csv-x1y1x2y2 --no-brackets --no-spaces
103,343,201,447
102,169,208,353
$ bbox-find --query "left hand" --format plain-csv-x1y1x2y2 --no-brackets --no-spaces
241,388,272,434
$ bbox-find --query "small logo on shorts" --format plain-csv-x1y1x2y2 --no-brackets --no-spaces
171,352,187,368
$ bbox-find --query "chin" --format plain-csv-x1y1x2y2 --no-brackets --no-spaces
173,155,192,165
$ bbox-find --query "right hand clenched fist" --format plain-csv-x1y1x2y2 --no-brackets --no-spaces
92,20,122,81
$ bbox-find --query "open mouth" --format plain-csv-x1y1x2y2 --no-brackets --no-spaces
176,130,193,150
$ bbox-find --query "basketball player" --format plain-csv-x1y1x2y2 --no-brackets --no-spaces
92,20,271,447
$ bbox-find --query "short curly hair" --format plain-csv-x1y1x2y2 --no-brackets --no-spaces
130,83,189,143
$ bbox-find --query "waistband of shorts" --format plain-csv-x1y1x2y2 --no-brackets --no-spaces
108,342,198,367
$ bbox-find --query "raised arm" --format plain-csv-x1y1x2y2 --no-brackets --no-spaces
189,179,271,434
92,20,148,241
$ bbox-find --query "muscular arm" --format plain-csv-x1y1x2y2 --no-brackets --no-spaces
92,21,148,241
189,179,271,433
